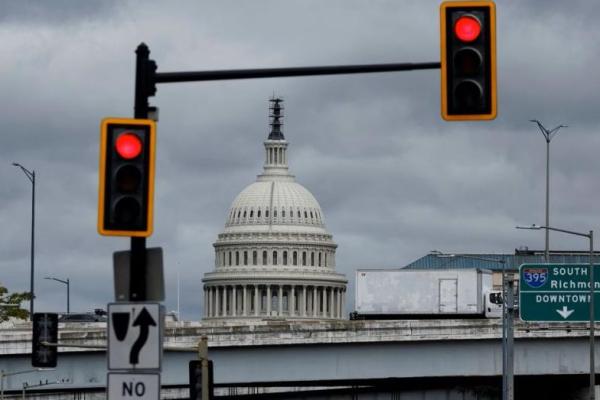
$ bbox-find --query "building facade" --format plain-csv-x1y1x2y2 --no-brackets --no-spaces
202,99,347,320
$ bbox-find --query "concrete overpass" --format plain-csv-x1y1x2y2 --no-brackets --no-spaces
0,318,598,399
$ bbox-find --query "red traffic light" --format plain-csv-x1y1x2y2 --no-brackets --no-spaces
115,132,143,159
440,1,497,121
454,15,481,42
99,118,156,237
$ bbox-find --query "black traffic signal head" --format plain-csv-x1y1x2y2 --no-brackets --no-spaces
441,1,497,121
189,360,214,400
98,118,156,237
135,43,157,99
32,313,58,368
143,59,158,98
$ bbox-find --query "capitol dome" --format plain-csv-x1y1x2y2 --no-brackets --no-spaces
225,180,327,234
202,98,347,321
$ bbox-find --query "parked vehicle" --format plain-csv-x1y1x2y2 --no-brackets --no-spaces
58,310,107,323
352,268,503,319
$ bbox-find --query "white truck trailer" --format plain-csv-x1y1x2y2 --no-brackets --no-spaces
352,268,502,319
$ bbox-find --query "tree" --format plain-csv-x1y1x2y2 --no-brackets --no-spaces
0,284,31,321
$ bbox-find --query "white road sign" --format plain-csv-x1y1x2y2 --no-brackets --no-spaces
108,303,162,370
108,373,160,400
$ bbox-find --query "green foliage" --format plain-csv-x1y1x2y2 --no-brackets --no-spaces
0,284,31,322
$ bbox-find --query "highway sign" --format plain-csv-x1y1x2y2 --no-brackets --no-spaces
108,372,159,400
519,263,600,322
108,303,162,370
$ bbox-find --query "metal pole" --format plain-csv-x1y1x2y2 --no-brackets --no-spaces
591,230,595,400
530,121,567,262
44,277,69,314
545,140,550,262
1,370,4,400
506,273,515,400
177,272,180,320
502,265,507,400
30,171,35,320
198,336,209,400
155,62,441,84
66,279,70,314
13,164,36,321
517,224,592,398
129,43,150,302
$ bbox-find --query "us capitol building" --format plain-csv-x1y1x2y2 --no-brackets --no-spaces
202,98,347,321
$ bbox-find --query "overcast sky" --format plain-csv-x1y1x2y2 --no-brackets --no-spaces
2,0,600,320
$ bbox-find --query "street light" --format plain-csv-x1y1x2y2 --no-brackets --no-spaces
529,120,567,262
12,162,35,321
44,277,70,314
517,224,594,400
431,251,514,400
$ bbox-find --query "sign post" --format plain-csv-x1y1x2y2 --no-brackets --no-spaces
517,225,595,400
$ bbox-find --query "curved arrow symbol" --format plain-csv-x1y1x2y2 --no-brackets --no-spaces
129,307,157,365
556,306,574,319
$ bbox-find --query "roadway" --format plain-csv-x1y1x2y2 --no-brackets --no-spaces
0,318,597,398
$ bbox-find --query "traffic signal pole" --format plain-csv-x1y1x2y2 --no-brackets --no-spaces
134,44,152,120
129,44,152,302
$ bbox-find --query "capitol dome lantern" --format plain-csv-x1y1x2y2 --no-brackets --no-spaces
202,98,347,321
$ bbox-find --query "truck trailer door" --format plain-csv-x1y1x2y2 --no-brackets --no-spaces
439,279,458,313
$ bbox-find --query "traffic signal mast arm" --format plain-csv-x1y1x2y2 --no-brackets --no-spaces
153,61,441,84
136,0,496,120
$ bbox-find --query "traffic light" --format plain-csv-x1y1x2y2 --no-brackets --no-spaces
189,360,214,400
440,1,497,121
32,313,58,368
98,118,156,237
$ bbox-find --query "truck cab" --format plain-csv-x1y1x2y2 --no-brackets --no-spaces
484,290,503,318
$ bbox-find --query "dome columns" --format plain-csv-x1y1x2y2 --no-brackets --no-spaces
264,141,289,172
203,283,346,320
214,244,337,270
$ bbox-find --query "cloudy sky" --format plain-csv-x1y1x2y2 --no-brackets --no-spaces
1,0,600,320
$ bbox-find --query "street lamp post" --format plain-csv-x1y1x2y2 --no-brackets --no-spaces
44,277,70,314
517,224,594,400
430,251,513,400
529,120,567,262
12,162,35,321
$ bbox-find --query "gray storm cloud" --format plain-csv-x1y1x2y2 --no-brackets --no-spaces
1,1,598,318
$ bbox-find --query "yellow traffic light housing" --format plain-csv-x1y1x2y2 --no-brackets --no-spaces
98,118,156,237
441,1,497,121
